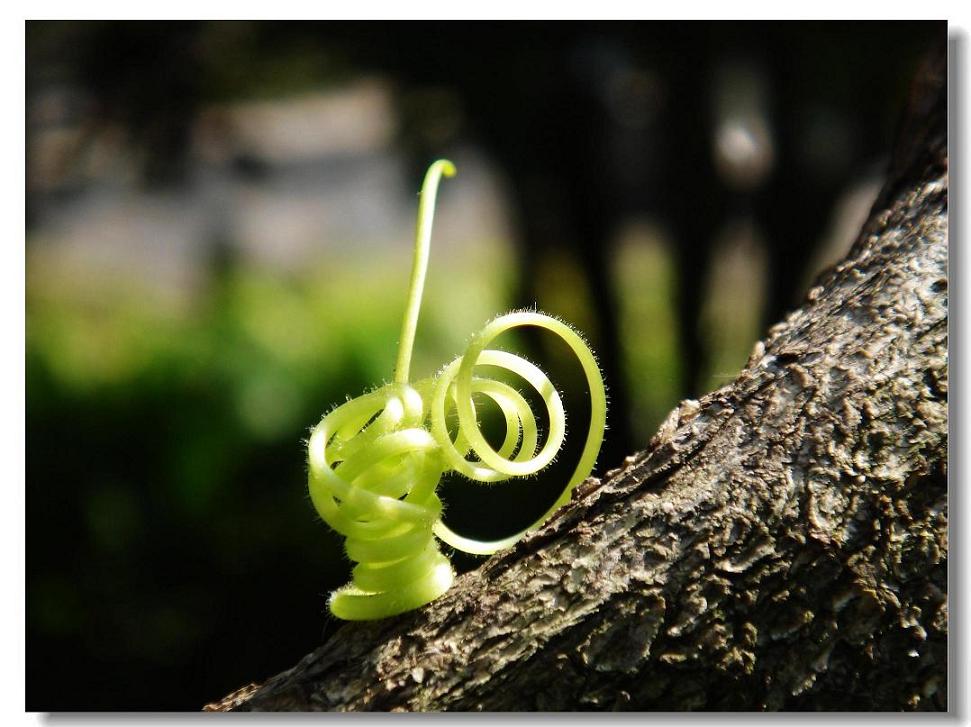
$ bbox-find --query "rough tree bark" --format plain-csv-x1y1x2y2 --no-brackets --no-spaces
208,47,947,712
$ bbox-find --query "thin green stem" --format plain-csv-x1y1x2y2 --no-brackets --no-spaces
394,159,456,384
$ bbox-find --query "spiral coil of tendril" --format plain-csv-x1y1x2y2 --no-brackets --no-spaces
306,159,606,620
307,311,606,620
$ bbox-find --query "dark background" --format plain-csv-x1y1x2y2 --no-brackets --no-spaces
25,20,944,710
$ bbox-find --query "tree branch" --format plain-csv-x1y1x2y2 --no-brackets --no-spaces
208,43,947,712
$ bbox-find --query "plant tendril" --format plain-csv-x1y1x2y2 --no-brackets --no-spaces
307,160,607,620
395,159,456,384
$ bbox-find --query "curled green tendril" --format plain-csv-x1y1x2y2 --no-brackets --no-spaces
307,160,607,620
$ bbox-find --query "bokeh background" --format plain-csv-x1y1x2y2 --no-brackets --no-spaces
26,20,944,710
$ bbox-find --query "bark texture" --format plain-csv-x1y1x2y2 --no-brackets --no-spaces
209,47,947,712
